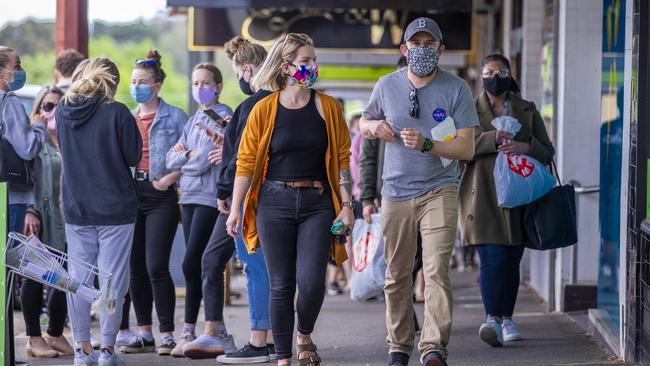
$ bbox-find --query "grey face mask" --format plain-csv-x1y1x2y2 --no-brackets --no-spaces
407,46,440,77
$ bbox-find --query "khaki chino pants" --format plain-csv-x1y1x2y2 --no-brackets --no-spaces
382,187,458,360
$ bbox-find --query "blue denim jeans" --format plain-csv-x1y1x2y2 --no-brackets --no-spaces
476,244,525,318
235,230,271,331
9,204,26,234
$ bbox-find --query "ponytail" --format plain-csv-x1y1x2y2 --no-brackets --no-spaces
65,57,120,103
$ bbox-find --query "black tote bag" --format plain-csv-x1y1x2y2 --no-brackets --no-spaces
523,161,578,250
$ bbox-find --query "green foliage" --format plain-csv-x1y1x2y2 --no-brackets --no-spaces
89,36,188,111
0,20,54,56
20,51,56,86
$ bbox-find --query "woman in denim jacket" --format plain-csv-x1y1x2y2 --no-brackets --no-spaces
120,50,188,356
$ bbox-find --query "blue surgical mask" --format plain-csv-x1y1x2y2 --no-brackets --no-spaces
4,69,26,91
130,84,154,103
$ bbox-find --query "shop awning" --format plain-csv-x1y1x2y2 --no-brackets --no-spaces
166,0,471,12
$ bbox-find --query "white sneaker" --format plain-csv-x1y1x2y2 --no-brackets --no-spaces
502,319,523,341
74,348,99,366
98,348,125,366
115,329,135,347
479,318,503,347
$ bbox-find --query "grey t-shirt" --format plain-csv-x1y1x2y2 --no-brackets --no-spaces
363,68,479,201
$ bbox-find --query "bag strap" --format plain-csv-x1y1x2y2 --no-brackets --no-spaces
550,160,562,186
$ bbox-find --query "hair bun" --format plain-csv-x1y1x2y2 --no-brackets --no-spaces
146,50,162,66
224,36,250,59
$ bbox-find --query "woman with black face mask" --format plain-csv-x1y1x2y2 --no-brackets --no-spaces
458,54,555,348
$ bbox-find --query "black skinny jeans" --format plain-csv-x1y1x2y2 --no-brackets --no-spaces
256,181,335,360
181,204,219,324
129,181,179,332
21,279,67,337
201,212,235,322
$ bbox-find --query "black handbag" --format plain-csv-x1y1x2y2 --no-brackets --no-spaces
0,93,35,192
523,161,578,250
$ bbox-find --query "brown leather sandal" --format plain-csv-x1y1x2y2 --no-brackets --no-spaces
296,342,321,366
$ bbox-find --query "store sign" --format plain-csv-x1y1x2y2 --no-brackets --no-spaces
189,7,472,51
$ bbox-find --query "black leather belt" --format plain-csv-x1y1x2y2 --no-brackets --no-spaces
135,171,150,181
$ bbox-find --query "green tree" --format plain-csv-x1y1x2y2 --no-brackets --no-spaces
89,36,188,111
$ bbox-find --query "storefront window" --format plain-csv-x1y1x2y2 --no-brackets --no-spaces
598,0,626,333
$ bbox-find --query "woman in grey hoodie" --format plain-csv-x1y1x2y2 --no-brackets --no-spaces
166,63,233,357
0,46,46,238
56,57,142,366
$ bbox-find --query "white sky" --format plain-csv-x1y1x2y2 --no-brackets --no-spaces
2,0,168,27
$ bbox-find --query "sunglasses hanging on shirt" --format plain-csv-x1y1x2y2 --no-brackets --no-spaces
409,87,419,119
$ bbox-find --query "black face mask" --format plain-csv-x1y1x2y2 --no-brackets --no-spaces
239,76,254,95
482,76,511,96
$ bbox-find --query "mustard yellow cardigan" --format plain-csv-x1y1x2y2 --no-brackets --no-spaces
236,91,351,265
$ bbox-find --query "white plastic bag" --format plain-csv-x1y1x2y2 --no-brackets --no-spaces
490,116,554,208
431,108,456,167
350,214,386,301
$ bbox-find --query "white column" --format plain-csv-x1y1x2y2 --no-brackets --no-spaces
521,0,544,106
501,0,513,57
555,0,603,310
619,0,634,356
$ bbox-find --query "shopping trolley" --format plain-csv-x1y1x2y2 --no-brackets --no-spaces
3,232,117,317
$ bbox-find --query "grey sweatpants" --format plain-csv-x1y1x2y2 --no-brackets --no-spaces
65,223,135,347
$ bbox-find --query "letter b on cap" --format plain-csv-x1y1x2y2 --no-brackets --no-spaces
418,18,426,28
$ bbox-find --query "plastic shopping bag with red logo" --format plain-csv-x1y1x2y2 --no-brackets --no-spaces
491,116,555,208
350,214,386,301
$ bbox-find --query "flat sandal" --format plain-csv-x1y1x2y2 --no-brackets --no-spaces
296,342,321,366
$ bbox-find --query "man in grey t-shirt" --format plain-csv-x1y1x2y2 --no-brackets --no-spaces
360,17,478,366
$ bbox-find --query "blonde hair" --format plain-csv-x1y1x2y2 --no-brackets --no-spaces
252,33,314,91
65,57,120,103
224,36,267,68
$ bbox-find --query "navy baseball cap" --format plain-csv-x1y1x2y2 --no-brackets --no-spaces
403,17,443,43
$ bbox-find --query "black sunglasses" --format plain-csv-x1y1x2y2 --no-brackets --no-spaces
42,101,57,112
409,88,419,119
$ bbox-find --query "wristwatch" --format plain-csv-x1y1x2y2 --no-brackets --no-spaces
421,138,434,153
341,201,354,209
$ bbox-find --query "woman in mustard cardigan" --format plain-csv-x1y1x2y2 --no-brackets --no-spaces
226,33,352,366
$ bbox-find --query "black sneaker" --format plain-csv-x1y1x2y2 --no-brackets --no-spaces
120,335,155,354
387,352,409,366
215,343,270,364
267,343,277,361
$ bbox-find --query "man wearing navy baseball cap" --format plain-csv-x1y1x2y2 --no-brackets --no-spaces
360,17,478,366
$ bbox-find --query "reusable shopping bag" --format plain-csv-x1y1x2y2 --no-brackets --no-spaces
491,117,555,208
350,214,386,301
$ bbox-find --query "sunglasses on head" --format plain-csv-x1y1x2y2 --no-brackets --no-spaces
135,59,157,67
409,88,419,119
42,101,57,112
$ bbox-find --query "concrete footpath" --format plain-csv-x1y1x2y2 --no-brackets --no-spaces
13,270,625,366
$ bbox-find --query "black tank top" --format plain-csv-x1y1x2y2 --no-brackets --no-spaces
266,89,328,182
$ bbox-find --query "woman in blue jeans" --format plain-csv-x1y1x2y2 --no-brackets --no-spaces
214,36,274,364
458,54,555,347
